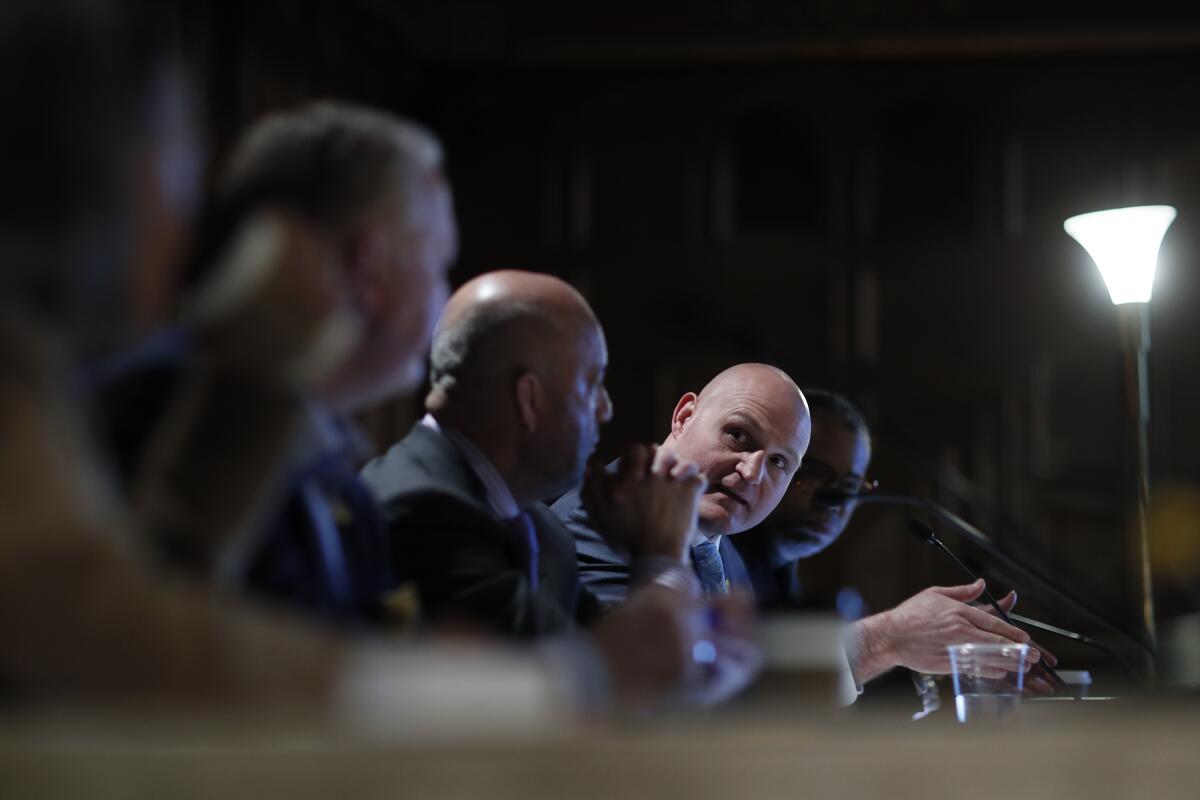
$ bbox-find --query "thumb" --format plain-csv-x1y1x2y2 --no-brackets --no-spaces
935,578,986,602
995,589,1018,613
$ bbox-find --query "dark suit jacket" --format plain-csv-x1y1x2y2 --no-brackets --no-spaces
88,326,394,626
551,470,754,607
360,423,603,638
729,527,806,611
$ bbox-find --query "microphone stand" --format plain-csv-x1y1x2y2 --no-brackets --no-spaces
908,519,1075,696
834,490,1155,681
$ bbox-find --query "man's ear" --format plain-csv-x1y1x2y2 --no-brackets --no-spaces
516,371,543,433
670,392,698,437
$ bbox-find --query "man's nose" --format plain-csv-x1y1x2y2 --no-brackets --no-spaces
597,386,613,424
736,450,767,485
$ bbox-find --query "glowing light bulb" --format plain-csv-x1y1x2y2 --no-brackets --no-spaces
1064,205,1177,305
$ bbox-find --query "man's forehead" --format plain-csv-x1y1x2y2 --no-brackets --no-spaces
708,393,807,450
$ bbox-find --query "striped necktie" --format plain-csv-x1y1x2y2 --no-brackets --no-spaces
692,539,728,596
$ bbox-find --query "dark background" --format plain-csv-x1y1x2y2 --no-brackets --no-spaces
176,0,1200,682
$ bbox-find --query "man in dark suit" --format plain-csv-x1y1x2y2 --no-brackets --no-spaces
554,363,813,604
92,102,460,626
362,270,706,638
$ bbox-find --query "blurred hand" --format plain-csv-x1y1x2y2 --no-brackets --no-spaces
680,589,762,706
581,444,703,562
590,584,693,709
188,212,361,387
591,585,761,710
852,579,1040,682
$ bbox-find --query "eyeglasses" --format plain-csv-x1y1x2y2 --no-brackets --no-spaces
793,460,876,500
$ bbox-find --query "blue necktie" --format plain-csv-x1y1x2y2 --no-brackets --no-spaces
508,512,539,592
692,539,728,596
298,452,392,612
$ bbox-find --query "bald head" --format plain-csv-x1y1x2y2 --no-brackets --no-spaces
436,270,597,341
663,363,810,538
697,364,806,414
428,270,601,408
427,270,612,506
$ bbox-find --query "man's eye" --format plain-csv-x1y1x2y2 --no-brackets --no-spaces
770,455,789,471
726,428,747,444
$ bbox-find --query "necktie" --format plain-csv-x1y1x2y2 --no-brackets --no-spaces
692,539,728,596
300,452,392,612
508,512,539,592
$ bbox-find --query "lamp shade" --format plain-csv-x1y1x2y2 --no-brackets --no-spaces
1063,205,1177,305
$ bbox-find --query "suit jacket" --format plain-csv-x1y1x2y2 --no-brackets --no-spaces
551,469,754,607
1,314,341,701
89,326,393,626
360,423,603,638
729,527,806,611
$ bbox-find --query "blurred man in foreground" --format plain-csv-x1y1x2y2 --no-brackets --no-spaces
0,0,735,719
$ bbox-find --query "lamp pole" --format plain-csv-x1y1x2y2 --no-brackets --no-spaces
1118,302,1156,659
1064,204,1176,680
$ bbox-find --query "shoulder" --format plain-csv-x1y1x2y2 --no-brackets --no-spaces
360,424,474,503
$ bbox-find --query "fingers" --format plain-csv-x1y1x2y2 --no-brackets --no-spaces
1031,638,1059,668
670,459,699,480
934,579,986,603
962,604,1031,645
1025,676,1055,695
994,590,1017,614
651,447,678,477
621,444,652,481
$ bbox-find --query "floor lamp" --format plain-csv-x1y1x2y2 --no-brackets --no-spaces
1064,204,1177,676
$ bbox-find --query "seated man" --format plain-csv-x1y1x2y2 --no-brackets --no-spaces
732,390,1055,690
93,101,459,624
361,270,704,638
555,363,812,603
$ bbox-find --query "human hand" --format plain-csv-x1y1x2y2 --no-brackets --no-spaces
581,444,704,562
590,584,695,709
979,590,1060,695
853,579,1041,682
680,589,762,706
188,212,362,387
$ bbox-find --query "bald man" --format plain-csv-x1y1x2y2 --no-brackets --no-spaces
555,364,812,605
360,270,704,638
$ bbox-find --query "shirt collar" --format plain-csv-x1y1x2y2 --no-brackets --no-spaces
421,413,520,519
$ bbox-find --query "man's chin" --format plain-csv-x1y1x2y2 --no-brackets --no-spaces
698,498,745,537
773,528,838,560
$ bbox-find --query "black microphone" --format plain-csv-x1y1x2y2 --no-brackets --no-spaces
822,487,1154,681
907,519,1075,696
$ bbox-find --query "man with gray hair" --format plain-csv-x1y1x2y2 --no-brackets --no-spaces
97,100,459,623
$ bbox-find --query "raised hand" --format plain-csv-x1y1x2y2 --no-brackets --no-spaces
851,579,1041,683
581,443,704,562
188,212,362,386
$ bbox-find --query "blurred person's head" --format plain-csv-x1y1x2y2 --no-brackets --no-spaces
659,365,810,539
426,270,612,508
0,0,201,348
756,390,872,565
216,102,458,411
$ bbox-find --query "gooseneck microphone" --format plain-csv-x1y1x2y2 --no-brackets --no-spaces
816,486,1155,680
907,519,1075,696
